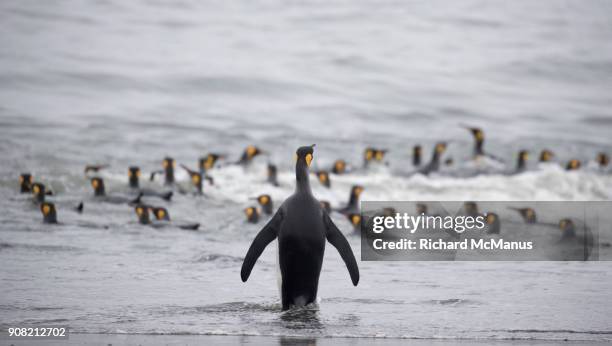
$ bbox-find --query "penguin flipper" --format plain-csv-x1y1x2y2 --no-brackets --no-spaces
323,213,359,286
241,210,283,282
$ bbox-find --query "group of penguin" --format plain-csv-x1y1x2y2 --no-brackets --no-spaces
17,125,610,234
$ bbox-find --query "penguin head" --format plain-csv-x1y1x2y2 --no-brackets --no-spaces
596,153,609,168
315,170,330,187
539,150,554,162
364,148,375,162
484,212,500,234
162,157,176,184
295,145,315,167
200,153,223,171
416,203,428,215
246,146,263,159
151,207,170,221
190,172,203,191
244,206,259,223
522,208,537,223
90,177,105,196
253,194,273,215
134,205,151,225
566,159,581,171
332,159,347,174
351,185,364,199
435,142,447,154
517,150,529,169
559,218,575,238
347,213,362,229
128,166,141,188
19,173,33,193
31,182,46,203
40,202,58,224
468,127,484,142
374,149,387,162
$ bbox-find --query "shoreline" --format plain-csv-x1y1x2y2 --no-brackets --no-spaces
3,334,610,346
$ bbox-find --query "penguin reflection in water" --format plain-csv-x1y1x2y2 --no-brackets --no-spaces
241,145,359,311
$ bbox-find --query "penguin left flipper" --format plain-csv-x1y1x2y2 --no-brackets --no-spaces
323,213,359,286
241,210,283,282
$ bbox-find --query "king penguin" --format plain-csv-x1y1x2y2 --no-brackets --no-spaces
241,145,359,310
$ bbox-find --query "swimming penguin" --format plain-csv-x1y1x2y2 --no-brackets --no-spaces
128,166,173,201
363,148,387,168
418,142,447,175
539,150,554,163
252,194,273,215
180,164,213,195
331,159,348,175
40,202,58,224
413,145,422,166
162,157,176,185
150,207,200,230
346,213,362,232
90,177,139,204
596,153,609,168
237,145,264,166
244,206,260,223
31,182,46,204
336,185,364,215
566,159,581,171
314,170,331,188
266,163,280,187
509,207,537,224
84,164,109,175
320,200,332,214
199,153,224,173
516,150,528,173
134,205,152,225
241,145,359,310
484,212,500,234
557,218,593,260
19,173,33,193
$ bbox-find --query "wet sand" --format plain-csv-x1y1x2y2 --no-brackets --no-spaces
4,334,610,346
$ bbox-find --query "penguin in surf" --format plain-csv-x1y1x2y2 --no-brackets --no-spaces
240,145,359,311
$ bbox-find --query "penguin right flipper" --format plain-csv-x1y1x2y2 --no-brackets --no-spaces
323,212,359,286
241,210,283,282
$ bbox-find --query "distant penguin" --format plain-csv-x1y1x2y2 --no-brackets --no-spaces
364,148,375,168
596,153,609,168
464,126,486,158
314,170,331,188
241,145,359,311
151,207,200,230
200,153,224,173
252,194,274,215
31,182,46,204
244,206,260,223
162,157,176,186
180,164,209,195
509,207,537,224
566,159,581,171
557,218,593,260
134,205,152,225
539,150,554,163
267,164,280,187
416,203,428,215
516,150,528,173
237,145,264,166
91,177,139,204
412,145,422,166
128,166,173,201
331,159,347,175
419,142,447,175
40,202,58,224
484,212,500,234
346,213,362,232
84,164,109,175
463,202,480,217
336,185,364,215
19,173,33,193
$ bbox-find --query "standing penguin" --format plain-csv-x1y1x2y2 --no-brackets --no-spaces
241,145,359,311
